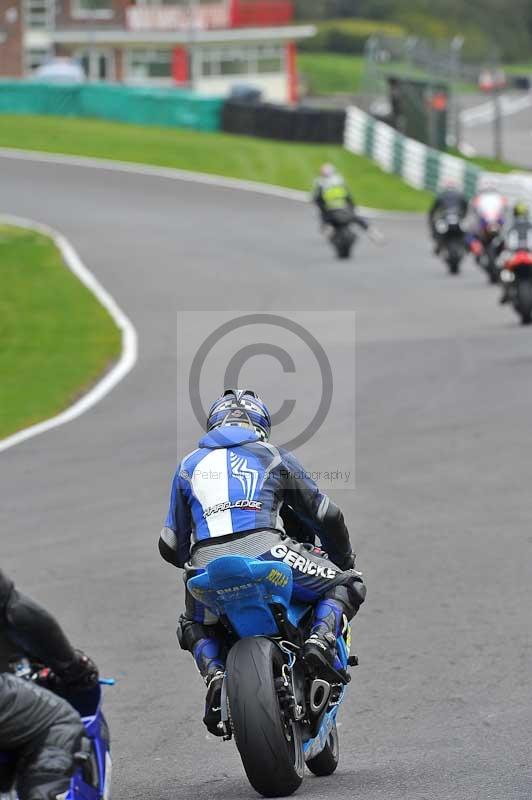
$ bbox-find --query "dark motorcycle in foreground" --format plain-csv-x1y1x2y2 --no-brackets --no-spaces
434,212,467,275
500,250,532,324
188,553,357,797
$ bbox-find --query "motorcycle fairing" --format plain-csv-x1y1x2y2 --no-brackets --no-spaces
187,555,298,638
66,686,110,800
189,554,352,765
0,686,110,800
506,250,532,269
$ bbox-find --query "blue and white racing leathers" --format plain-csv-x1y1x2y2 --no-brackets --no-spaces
160,426,364,627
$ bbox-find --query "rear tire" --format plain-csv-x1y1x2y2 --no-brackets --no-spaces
226,638,304,798
446,242,462,275
447,255,461,275
516,281,532,325
306,723,340,777
332,228,354,260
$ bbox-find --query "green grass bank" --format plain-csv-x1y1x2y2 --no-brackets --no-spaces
0,114,432,212
0,224,121,440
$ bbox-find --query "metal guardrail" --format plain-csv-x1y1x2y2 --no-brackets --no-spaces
344,105,480,197
344,104,532,205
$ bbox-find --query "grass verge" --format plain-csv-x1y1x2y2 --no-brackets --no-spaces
298,52,476,95
0,114,432,212
450,148,519,174
298,53,366,95
462,154,517,174
0,224,121,440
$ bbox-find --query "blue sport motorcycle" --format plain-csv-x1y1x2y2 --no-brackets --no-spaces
0,664,113,800
188,554,357,798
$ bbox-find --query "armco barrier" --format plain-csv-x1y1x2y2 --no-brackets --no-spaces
345,104,532,204
0,82,223,132
344,105,481,198
4,81,532,204
222,101,346,143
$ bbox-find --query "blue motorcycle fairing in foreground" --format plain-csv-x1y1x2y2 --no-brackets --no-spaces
67,683,112,800
188,554,350,763
0,681,112,800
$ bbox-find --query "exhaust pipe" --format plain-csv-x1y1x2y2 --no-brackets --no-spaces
309,679,331,715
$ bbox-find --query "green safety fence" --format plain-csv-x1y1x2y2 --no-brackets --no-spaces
0,82,223,132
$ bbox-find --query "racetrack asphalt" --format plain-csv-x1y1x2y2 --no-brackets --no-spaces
1,155,531,800
460,92,532,169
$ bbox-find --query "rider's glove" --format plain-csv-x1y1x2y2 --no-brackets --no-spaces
56,650,99,690
332,552,356,571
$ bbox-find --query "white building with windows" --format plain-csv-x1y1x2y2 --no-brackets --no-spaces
15,0,315,103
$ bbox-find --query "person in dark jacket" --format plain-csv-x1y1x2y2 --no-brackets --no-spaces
0,570,98,800
159,389,366,736
499,201,532,304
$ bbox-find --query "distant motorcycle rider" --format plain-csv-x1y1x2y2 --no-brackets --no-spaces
159,389,366,736
499,201,532,304
0,570,98,800
467,187,507,257
313,163,369,232
428,183,468,254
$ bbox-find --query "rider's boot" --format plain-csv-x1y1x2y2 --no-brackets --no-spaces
203,669,225,736
193,637,226,736
303,599,348,683
177,616,227,736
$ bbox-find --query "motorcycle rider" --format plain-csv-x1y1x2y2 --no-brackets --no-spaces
467,187,507,258
159,389,366,736
499,201,532,304
428,182,468,254
313,163,369,233
0,569,98,800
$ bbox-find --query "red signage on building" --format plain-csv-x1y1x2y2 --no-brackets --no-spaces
126,0,293,31
126,3,230,32
230,0,293,27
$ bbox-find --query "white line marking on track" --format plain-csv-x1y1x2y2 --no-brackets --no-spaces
0,147,418,220
0,214,138,454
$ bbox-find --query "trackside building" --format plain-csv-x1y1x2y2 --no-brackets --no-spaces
2,1,315,102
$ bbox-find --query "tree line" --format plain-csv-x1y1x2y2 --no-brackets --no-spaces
294,0,532,62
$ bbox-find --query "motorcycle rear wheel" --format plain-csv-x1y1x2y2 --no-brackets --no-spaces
446,240,463,275
515,281,532,325
447,255,461,275
337,246,352,259
227,637,304,798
